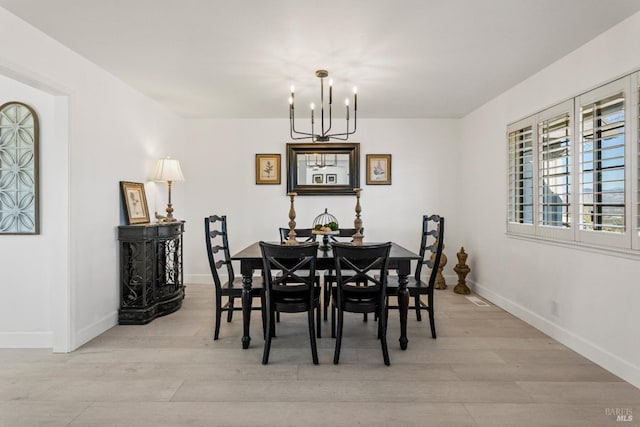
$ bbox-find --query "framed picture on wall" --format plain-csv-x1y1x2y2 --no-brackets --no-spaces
326,174,337,184
366,154,392,185
256,154,281,185
312,174,323,184
120,181,150,224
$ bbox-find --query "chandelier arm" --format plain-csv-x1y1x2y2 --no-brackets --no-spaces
290,124,314,139
324,109,356,139
324,103,332,137
351,110,357,133
291,133,315,140
290,108,314,138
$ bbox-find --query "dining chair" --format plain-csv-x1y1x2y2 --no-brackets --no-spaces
278,227,317,243
331,242,392,365
386,214,444,339
205,215,265,340
322,228,364,321
260,241,321,365
278,227,321,323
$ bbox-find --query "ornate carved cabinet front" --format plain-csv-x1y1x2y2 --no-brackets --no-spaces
118,222,185,324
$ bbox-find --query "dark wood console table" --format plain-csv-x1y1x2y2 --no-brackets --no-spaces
118,221,185,324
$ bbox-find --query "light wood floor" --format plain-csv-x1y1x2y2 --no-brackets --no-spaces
1,283,639,426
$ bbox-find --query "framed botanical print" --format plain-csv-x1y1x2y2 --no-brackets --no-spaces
120,181,150,224
256,154,281,185
366,154,392,185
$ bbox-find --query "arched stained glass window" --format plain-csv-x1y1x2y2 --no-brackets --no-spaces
0,102,39,234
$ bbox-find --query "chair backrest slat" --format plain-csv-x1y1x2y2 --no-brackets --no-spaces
328,228,364,242
415,214,445,284
204,214,234,290
278,228,317,243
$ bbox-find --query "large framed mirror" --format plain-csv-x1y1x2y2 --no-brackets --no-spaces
286,142,360,195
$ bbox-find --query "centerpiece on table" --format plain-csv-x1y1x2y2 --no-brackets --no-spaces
312,208,339,250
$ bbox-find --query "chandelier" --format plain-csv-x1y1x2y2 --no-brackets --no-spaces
289,69,357,142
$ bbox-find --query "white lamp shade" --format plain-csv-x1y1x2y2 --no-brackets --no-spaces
152,157,184,182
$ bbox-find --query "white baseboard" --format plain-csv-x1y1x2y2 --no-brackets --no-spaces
71,310,118,351
471,280,640,389
0,331,53,348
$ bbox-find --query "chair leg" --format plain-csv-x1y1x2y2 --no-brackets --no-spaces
261,294,267,340
262,305,273,365
331,298,336,338
428,291,436,339
323,281,329,321
214,293,222,340
227,296,235,322
316,301,322,339
270,307,277,338
414,294,422,321
308,307,319,365
380,307,390,366
333,307,344,364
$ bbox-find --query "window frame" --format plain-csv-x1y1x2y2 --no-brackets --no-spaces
507,116,536,236
632,72,640,251
575,78,630,249
506,73,640,253
536,100,574,241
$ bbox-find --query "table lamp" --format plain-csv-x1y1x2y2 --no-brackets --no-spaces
152,156,184,222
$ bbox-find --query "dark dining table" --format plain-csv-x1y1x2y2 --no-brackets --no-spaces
231,241,420,350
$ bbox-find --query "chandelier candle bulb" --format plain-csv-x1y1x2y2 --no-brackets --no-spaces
329,80,333,104
354,87,357,110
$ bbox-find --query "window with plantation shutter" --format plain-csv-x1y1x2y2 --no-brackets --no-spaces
538,106,572,236
508,121,534,233
507,73,640,252
577,78,630,248
579,94,625,232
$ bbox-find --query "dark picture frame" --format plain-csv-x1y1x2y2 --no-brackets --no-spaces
366,154,392,185
256,154,281,185
120,181,150,224
312,174,323,184
286,142,360,195
326,174,337,184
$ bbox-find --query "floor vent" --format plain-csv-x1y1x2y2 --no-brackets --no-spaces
466,296,490,307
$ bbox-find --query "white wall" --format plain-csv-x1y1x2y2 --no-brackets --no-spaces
183,118,461,284
460,12,640,387
0,74,65,348
0,8,184,351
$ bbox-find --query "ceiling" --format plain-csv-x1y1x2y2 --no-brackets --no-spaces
2,0,640,119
